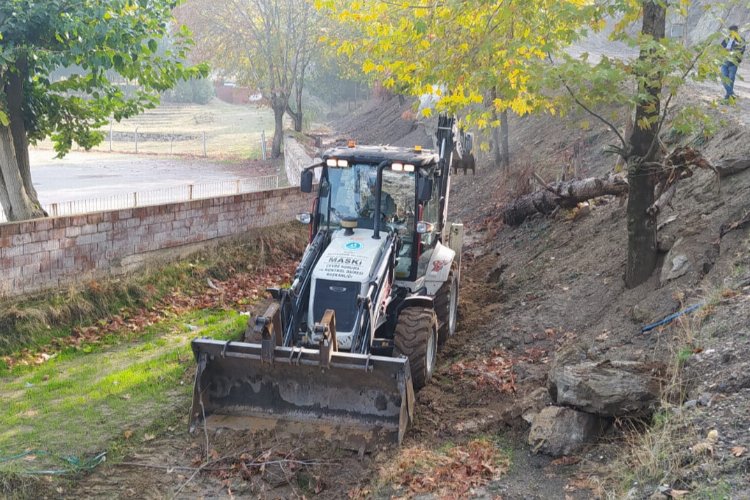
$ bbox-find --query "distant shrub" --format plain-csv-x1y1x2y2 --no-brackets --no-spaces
162,77,214,105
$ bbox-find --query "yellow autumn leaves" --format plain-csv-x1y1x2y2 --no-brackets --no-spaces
315,0,604,128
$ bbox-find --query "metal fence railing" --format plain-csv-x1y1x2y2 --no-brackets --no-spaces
0,175,279,223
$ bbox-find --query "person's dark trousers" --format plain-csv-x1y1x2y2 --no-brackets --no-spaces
721,61,738,99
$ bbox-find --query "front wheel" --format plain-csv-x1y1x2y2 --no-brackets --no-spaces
394,307,438,390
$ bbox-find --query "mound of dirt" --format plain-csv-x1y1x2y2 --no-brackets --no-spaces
325,84,750,497
329,94,435,149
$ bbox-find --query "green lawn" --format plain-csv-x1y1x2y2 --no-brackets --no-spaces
37,99,285,159
0,309,246,475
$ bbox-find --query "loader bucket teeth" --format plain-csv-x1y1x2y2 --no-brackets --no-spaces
189,338,415,451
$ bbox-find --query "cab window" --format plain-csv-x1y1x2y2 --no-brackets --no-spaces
417,174,441,276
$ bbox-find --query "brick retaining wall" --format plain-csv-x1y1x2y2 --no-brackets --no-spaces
0,187,311,298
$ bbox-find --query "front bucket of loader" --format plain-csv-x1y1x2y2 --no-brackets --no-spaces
189,338,415,450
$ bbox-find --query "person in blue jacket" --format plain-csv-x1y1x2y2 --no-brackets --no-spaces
720,25,746,102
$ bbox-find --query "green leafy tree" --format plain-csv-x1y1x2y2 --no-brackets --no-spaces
546,0,725,287
316,0,601,168
163,77,215,104
177,0,319,157
0,0,206,222
321,0,728,287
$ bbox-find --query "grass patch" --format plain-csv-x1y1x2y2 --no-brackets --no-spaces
37,99,280,159
694,480,732,499
0,224,306,362
676,346,694,365
0,224,307,484
0,471,50,499
596,288,727,497
0,309,246,474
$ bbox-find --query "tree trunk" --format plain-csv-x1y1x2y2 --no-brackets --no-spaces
0,54,46,222
6,54,39,202
288,63,306,133
500,109,509,169
624,1,666,288
490,88,510,169
286,97,303,133
271,97,285,158
491,117,502,167
285,79,303,133
0,125,45,221
502,174,628,226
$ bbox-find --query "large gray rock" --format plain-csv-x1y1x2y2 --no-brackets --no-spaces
528,406,606,456
660,237,691,283
549,359,663,417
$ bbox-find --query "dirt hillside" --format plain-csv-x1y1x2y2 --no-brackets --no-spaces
54,86,750,499
329,88,750,497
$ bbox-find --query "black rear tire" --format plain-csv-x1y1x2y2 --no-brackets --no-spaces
394,307,438,390
435,264,459,346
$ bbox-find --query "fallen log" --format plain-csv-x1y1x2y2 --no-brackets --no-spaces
715,158,750,178
502,174,629,226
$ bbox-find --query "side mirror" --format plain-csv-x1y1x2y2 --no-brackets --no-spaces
417,177,433,201
464,133,474,154
300,170,314,193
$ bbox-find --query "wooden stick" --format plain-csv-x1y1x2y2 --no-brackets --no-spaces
647,184,676,218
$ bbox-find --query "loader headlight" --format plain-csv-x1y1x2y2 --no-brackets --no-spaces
416,221,434,234
326,158,349,168
325,158,349,167
296,213,312,224
391,163,414,172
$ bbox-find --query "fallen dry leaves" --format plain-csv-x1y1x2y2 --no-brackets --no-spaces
449,349,517,394
731,446,746,457
550,455,582,467
381,439,509,498
690,429,719,456
564,474,599,494
2,261,296,370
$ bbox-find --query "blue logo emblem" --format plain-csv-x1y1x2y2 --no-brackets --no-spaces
345,241,362,250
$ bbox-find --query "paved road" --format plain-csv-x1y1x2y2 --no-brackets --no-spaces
29,150,276,205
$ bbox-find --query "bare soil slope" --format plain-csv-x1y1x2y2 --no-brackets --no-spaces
62,92,750,499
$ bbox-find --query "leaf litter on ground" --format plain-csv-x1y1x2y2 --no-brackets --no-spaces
377,439,509,498
449,349,518,394
1,262,296,371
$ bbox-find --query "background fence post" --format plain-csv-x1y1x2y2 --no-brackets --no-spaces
50,203,59,217
109,121,113,152
236,179,241,194
133,192,138,207
188,184,194,200
261,131,267,160
202,131,207,157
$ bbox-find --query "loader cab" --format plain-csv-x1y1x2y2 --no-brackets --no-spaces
313,145,441,282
